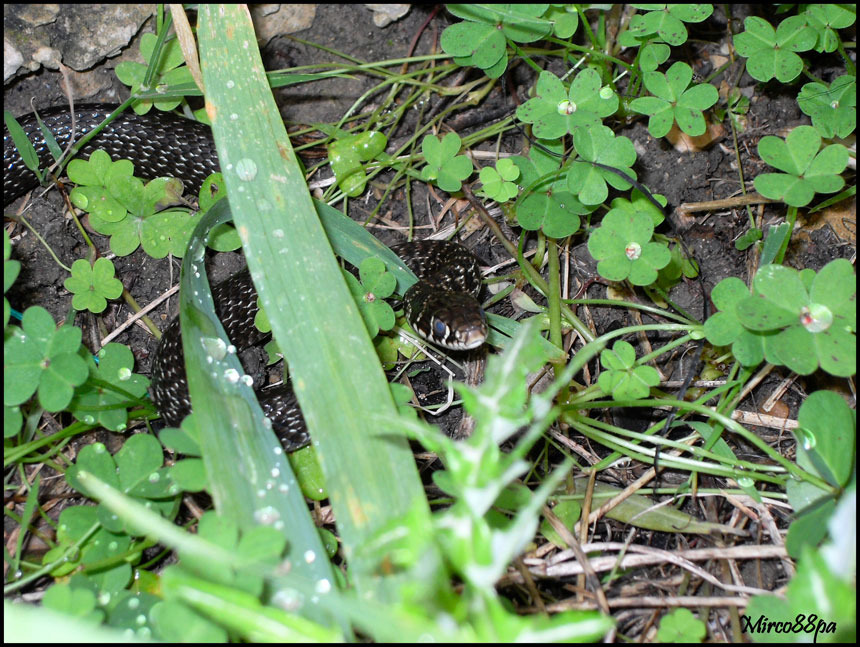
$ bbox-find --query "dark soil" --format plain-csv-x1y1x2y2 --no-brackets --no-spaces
4,3,856,639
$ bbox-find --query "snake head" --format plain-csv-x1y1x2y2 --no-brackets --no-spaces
405,284,488,351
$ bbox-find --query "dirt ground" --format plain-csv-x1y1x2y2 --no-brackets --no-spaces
5,4,853,436
4,3,856,634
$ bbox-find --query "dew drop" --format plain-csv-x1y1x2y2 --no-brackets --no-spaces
272,588,302,611
118,367,132,381
273,229,285,238
201,337,228,360
254,506,280,525
224,368,241,383
236,158,258,182
271,467,280,478
315,578,332,594
127,597,140,610
148,472,161,483
241,374,254,387
304,549,316,564
226,80,235,89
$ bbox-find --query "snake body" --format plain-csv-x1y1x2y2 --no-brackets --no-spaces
4,104,487,449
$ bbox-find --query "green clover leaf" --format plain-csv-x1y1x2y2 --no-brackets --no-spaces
115,32,194,113
70,343,150,432
516,69,618,139
735,259,856,377
597,340,661,400
587,208,671,286
803,5,856,54
703,277,766,367
655,608,707,643
5,229,20,327
4,305,89,411
68,149,136,223
566,125,638,205
638,42,671,72
797,75,856,139
477,158,520,203
511,141,593,238
344,257,396,339
629,61,719,137
544,5,579,39
420,132,473,193
328,130,387,198
71,150,192,257
442,5,552,78
63,258,124,314
47,504,131,578
753,126,849,207
607,189,667,228
733,15,817,83
627,4,714,46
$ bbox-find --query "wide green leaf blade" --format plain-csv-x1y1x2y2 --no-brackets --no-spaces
197,6,443,607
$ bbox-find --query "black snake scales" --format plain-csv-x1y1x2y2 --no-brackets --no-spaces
4,104,488,449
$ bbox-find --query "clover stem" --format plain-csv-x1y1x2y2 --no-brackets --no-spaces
772,205,798,266
11,214,72,273
546,236,563,351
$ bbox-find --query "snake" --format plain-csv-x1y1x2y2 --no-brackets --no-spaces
4,103,488,450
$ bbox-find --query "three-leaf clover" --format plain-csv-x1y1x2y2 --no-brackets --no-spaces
732,15,817,83
70,343,150,432
4,306,89,411
735,259,856,377
753,126,849,207
629,61,719,138
441,5,551,78
516,69,619,139
420,132,473,192
115,32,195,113
68,149,136,224
797,75,856,139
566,125,638,205
512,141,594,238
69,150,192,257
344,257,396,339
597,340,660,400
477,158,520,203
803,5,856,54
587,208,671,286
64,258,124,314
626,4,714,46
66,434,177,523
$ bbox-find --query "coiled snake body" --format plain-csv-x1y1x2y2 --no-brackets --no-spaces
4,104,487,450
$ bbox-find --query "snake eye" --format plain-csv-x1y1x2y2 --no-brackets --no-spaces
433,318,447,340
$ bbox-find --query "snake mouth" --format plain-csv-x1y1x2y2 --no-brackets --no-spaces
455,326,489,350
